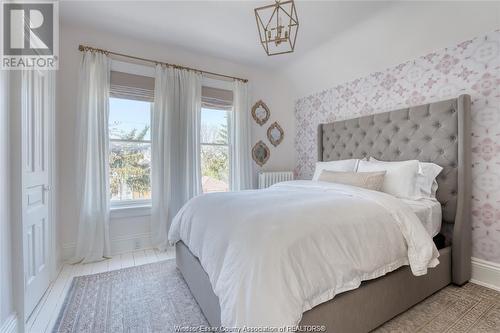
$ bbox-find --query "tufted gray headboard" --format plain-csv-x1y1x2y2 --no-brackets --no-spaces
317,95,471,284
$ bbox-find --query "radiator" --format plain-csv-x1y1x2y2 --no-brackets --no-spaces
258,171,294,189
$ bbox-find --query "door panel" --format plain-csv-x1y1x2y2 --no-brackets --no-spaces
22,70,51,318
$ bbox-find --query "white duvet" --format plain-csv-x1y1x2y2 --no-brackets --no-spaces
168,180,440,327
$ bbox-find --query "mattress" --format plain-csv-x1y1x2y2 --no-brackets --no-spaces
401,198,442,237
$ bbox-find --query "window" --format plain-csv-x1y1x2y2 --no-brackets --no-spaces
201,108,230,193
109,97,152,205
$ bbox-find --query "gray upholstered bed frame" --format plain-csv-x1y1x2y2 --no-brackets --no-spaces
176,95,472,332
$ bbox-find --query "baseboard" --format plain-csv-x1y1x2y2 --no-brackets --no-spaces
470,257,500,292
0,314,17,333
61,232,152,261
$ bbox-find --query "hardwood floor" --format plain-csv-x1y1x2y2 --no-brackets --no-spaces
26,248,175,333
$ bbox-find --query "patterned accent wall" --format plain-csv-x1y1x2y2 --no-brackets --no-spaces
294,30,500,263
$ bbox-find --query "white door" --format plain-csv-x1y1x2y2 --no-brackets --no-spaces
22,70,52,318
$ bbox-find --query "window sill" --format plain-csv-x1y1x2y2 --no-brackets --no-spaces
110,204,151,219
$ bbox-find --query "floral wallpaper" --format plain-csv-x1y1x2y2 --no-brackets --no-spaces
294,30,500,263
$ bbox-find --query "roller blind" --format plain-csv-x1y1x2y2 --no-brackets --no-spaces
201,86,233,110
110,71,155,102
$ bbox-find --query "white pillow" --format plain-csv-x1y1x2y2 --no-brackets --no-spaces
369,157,442,199
417,162,443,198
358,159,420,199
312,159,360,181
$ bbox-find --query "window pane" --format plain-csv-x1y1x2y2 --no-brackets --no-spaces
109,97,151,141
110,141,151,201
201,108,229,144
201,144,229,193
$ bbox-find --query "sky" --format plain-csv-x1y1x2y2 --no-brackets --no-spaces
109,97,227,141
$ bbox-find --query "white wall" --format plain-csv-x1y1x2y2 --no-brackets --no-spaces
281,1,500,99
58,23,294,260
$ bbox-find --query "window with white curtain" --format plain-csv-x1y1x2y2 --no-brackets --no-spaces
109,71,154,206
200,86,233,193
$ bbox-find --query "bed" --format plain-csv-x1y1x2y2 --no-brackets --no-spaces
171,95,471,332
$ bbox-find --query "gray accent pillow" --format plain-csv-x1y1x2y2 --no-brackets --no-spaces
318,170,386,191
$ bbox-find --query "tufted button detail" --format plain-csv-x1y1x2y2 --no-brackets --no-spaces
434,122,442,128
349,152,353,157
438,148,444,154
450,135,456,141
425,136,432,142
403,137,410,143
415,148,421,154
378,129,382,134
355,142,359,147
413,124,420,130
451,190,457,195
450,109,456,114
394,126,400,132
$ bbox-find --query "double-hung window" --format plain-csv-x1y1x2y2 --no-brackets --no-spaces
200,86,233,193
201,108,230,193
108,70,154,207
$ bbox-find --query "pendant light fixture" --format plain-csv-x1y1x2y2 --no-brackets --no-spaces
254,0,299,56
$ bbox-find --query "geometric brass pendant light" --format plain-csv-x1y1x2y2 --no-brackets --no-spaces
254,0,299,56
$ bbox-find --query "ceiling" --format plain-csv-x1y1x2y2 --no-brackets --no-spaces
60,1,393,69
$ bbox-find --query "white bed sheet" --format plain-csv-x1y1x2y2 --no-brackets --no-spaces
402,198,442,237
168,180,440,327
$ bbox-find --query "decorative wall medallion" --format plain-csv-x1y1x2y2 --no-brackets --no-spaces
267,121,284,147
252,140,270,166
251,100,270,126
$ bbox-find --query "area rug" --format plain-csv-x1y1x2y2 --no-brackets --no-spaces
53,259,208,333
53,259,500,333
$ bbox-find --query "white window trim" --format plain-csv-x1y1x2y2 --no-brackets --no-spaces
111,60,155,77
110,201,151,219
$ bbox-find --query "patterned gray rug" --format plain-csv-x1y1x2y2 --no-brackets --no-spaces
53,259,500,333
53,260,207,333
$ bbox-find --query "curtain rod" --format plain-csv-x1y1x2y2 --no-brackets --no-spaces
78,44,249,83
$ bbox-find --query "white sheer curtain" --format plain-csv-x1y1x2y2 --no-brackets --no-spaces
151,66,202,250
74,51,111,263
230,80,253,191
